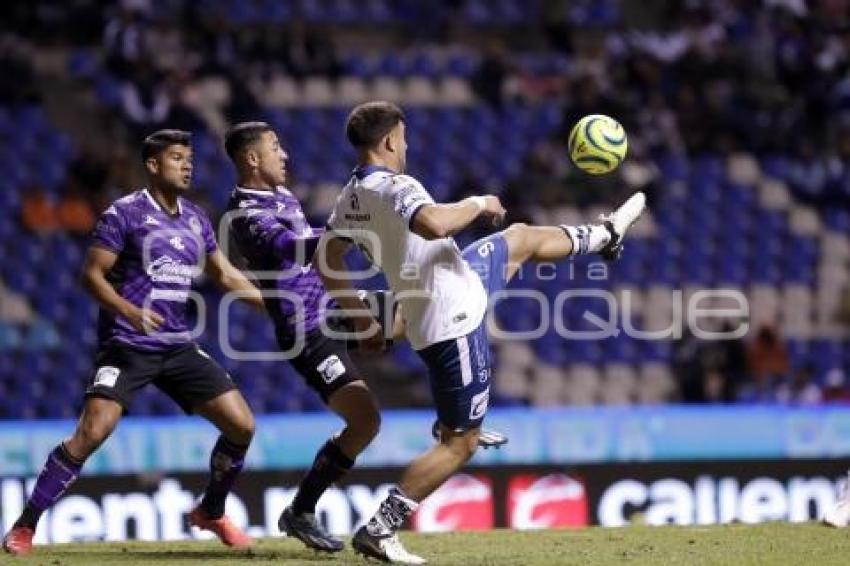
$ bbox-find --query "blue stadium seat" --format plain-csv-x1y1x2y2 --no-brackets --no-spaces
0,324,22,351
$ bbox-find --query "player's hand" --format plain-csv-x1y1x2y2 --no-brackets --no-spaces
124,306,164,334
480,195,506,227
354,317,386,353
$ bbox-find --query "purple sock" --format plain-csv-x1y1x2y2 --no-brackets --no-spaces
200,436,248,519
16,444,84,529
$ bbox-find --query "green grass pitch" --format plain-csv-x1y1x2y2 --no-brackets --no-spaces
9,523,850,565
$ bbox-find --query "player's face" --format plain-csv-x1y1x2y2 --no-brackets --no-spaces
255,131,288,186
390,121,407,172
149,144,193,192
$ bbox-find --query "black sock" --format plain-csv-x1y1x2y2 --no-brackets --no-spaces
200,436,249,520
291,440,354,516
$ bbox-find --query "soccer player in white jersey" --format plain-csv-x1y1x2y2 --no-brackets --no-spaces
316,101,646,564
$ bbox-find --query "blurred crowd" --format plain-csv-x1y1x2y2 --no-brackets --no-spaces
0,0,848,409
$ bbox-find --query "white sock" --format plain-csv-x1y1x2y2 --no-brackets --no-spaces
561,224,612,255
366,486,419,537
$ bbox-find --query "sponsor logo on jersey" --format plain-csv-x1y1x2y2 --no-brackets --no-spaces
146,255,196,284
144,215,160,225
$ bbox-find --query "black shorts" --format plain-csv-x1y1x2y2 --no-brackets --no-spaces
279,328,360,403
85,343,236,414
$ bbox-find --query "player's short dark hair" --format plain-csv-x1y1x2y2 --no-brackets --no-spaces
141,129,191,162
224,121,273,161
345,101,405,150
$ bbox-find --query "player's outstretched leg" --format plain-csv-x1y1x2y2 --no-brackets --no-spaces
500,191,647,280
280,381,380,553
3,398,121,555
190,390,255,548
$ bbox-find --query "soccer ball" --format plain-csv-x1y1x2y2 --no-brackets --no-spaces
568,114,628,175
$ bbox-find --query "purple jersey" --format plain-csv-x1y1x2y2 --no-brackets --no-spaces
91,188,217,351
226,186,328,338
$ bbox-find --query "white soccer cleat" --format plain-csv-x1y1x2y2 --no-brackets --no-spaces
823,471,850,527
598,191,647,261
352,527,427,564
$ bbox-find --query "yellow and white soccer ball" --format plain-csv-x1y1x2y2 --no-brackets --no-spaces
568,114,628,175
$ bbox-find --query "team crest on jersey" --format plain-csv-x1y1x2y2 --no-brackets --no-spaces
189,216,203,235
144,215,159,225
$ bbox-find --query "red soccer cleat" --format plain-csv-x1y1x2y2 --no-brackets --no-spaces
3,526,34,555
188,506,253,548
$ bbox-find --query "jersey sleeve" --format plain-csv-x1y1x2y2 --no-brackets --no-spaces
90,204,127,254
390,175,435,227
235,208,319,265
199,212,218,255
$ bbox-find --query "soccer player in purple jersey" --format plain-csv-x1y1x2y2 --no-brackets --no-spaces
3,130,265,555
222,122,382,553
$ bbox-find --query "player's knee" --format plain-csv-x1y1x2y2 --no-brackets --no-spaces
74,418,113,454
505,222,529,235
504,222,530,243
235,413,256,445
361,408,381,440
445,429,479,463
503,223,533,258
344,401,381,442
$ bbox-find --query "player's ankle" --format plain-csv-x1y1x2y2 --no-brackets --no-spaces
561,224,612,255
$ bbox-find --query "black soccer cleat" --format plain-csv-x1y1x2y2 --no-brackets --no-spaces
431,420,508,449
278,506,343,553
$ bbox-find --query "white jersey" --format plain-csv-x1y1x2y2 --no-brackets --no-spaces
327,168,487,350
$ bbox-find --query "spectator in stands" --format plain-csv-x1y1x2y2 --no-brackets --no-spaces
775,364,822,406
823,368,850,404
103,0,150,77
746,325,791,386
282,20,341,79
65,152,108,206
717,322,749,402
472,42,510,110
120,63,171,137
674,328,706,403
0,34,40,105
20,188,58,235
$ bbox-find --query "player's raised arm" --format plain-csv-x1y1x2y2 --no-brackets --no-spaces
314,234,385,352
204,249,265,310
80,245,164,334
412,195,506,240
